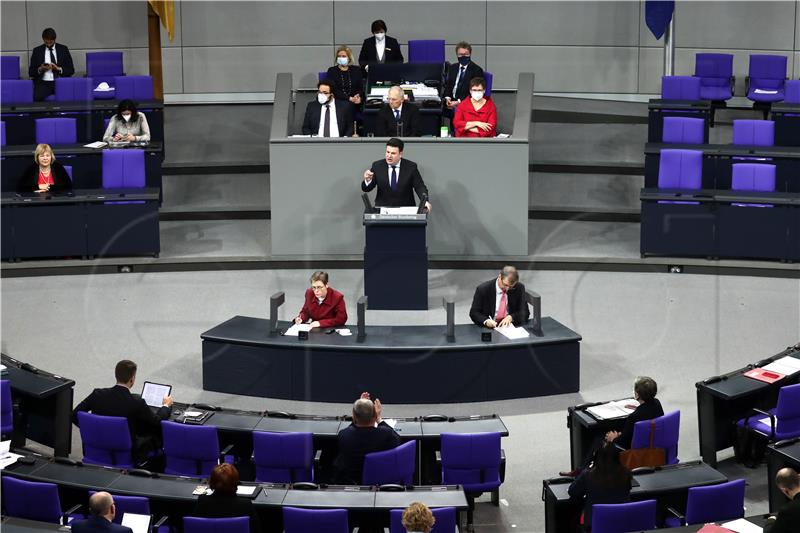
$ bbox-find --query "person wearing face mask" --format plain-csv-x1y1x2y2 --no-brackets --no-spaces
443,42,484,112
17,143,73,194
358,20,403,68
326,45,364,105
103,99,151,143
301,79,354,137
453,77,497,138
28,28,75,102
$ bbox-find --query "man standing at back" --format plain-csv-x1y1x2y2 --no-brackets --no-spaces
70,492,132,533
361,137,432,211
28,27,74,101
72,360,173,463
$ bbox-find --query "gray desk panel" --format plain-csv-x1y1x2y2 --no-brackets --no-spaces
420,418,508,437
252,484,290,507
281,487,376,509
254,417,343,436
632,462,726,494
374,488,467,509
106,475,200,501
205,412,263,432
1,517,71,532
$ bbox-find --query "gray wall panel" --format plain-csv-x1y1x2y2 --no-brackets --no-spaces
530,173,643,211
487,1,639,46
27,2,148,49
489,46,639,92
638,47,662,94
795,52,799,78
333,2,486,44
1,1,29,52
127,47,184,94
181,1,332,47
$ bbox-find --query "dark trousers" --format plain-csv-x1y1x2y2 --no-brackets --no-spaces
34,80,55,101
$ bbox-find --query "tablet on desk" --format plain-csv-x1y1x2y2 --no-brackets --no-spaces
121,512,151,533
141,381,172,408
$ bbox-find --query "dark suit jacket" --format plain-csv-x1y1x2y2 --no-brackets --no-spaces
618,398,664,449
568,469,631,527
444,61,484,102
69,516,132,533
334,421,401,484
374,104,421,137
28,43,75,80
358,36,404,67
17,161,73,194
72,384,171,461
765,493,800,533
194,492,263,533
361,158,428,208
297,287,347,328
326,65,364,101
302,99,354,137
469,279,530,327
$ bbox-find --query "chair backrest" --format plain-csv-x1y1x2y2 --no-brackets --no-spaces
114,75,154,101
102,149,146,188
362,440,416,486
88,491,150,524
319,71,327,82
732,119,775,146
786,80,800,104
440,432,502,492
662,117,704,144
86,52,124,86
1,121,6,146
657,149,703,190
283,507,349,533
775,383,800,436
731,163,776,192
749,54,788,86
1,477,63,523
1,379,12,434
695,53,733,80
63,165,73,179
684,479,746,525
54,77,93,102
35,117,77,145
184,516,249,533
1,55,20,80
161,421,220,477
592,499,657,533
631,410,681,464
1,79,33,104
389,506,457,533
77,411,135,468
252,431,314,483
661,76,701,100
484,71,493,97
408,40,445,64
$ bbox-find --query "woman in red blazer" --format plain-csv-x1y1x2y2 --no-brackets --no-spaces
294,271,348,328
453,77,497,138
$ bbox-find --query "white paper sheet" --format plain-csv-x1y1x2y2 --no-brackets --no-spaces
336,329,352,336
284,323,313,336
720,518,763,533
587,399,637,420
0,451,24,470
84,141,107,148
236,485,258,496
753,89,778,95
142,382,171,408
121,513,152,533
762,356,800,376
380,206,419,215
382,418,397,428
495,326,530,339
183,411,204,418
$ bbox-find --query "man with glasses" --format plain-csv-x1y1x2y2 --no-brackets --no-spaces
468,266,529,329
375,85,421,137
301,80,354,137
293,271,348,329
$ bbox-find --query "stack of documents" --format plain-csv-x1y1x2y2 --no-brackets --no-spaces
587,399,637,420
761,356,800,376
380,206,419,215
495,326,530,340
284,323,312,336
720,518,763,533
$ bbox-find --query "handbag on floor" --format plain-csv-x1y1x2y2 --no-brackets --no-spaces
619,420,666,469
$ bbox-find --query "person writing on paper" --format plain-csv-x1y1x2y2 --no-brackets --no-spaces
327,45,364,106
70,492,132,533
103,99,151,143
29,27,75,102
293,271,347,329
362,137,431,211
375,86,422,137
334,392,400,484
568,443,632,530
358,19,404,68
765,468,800,533
72,360,173,463
194,464,263,533
17,144,73,194
453,77,496,138
301,80,354,137
469,266,529,329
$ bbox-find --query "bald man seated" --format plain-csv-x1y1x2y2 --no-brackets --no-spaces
765,468,800,533
374,86,422,137
70,492,133,533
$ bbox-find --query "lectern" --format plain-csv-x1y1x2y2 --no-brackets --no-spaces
363,212,428,310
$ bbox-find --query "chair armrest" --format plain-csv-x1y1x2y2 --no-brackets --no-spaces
666,506,685,525
219,443,234,462
745,408,776,439
435,450,441,464
745,76,751,94
314,449,322,472
500,448,506,483
63,504,83,524
152,515,169,533
730,75,736,95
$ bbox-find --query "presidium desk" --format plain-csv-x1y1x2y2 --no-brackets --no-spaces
201,317,581,404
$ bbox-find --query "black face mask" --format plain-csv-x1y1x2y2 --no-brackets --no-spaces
458,56,471,66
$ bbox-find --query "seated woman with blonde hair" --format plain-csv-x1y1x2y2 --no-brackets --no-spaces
17,143,73,194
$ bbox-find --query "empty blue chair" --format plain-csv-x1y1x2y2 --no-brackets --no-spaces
54,77,93,102
114,75,154,101
389,506,457,533
441,432,502,526
102,149,146,188
35,117,77,145
786,80,800,104
362,440,416,486
408,40,445,64
484,71,493,98
1,55,20,80
733,119,775,146
252,431,314,483
737,383,800,442
1,79,33,103
77,411,135,468
184,516,249,533
283,507,349,533
665,478,746,526
662,76,701,100
86,52,124,87
747,54,787,103
630,410,681,465
2,477,79,524
662,117,704,144
1,379,12,436
592,499,657,533
161,420,225,477
694,53,734,101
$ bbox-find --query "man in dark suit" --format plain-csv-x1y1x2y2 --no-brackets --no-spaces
28,27,74,102
444,41,485,112
302,80,354,137
469,266,530,328
70,492,133,533
765,468,800,533
361,137,431,211
334,392,400,484
375,85,421,137
358,19,404,67
72,360,173,463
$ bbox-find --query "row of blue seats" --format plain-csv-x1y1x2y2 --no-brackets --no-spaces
1,75,155,105
662,117,778,145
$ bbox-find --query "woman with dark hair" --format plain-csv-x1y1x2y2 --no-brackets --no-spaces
568,443,632,530
193,464,262,533
358,19,403,67
453,77,497,138
17,143,73,194
103,99,151,143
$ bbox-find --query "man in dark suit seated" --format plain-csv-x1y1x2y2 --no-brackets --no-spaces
302,79,354,137
70,492,132,533
358,19,404,68
469,266,530,329
334,392,400,484
72,360,173,463
28,27,75,102
443,41,484,116
361,137,431,211
765,468,800,533
375,86,422,137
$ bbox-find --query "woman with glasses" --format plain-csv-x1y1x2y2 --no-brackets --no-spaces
293,271,348,329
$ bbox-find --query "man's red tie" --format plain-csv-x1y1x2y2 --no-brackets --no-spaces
496,291,508,320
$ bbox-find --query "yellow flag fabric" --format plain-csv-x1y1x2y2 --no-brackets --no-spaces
148,0,175,42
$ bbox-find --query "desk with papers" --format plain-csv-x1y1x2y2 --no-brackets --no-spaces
566,398,636,470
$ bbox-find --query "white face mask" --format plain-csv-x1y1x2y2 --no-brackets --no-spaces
471,90,485,101
317,93,330,105
336,57,349,66
374,32,385,42
122,113,132,122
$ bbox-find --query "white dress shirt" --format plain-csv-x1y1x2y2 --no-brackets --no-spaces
375,38,386,62
43,47,57,81
316,98,340,137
